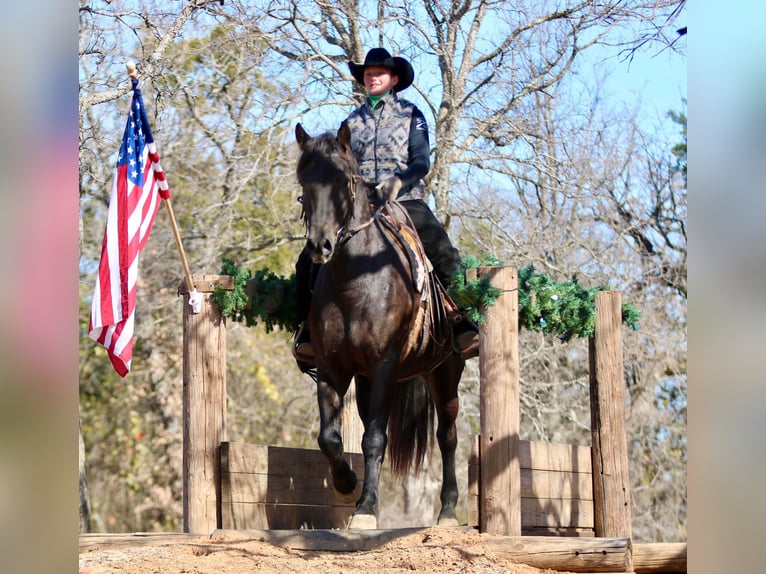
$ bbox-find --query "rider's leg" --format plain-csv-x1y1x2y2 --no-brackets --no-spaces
293,245,315,361
399,199,479,358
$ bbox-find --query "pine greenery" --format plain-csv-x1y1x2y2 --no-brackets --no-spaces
212,256,640,340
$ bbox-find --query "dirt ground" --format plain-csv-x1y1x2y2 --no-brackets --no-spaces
79,527,574,574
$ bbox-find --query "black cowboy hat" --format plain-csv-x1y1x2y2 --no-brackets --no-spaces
348,48,414,92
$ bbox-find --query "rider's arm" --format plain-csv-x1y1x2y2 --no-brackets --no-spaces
397,106,430,189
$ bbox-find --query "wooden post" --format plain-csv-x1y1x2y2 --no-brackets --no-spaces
589,291,633,549
477,266,521,536
180,275,229,534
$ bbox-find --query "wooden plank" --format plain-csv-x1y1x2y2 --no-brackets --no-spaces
477,266,521,536
79,533,204,552
522,526,596,537
520,498,594,529
520,468,593,500
221,442,364,476
633,542,687,573
521,441,592,473
220,442,365,530
221,501,357,530
222,442,325,474
470,466,593,501
589,292,632,545
221,472,362,506
468,436,594,532
182,278,228,534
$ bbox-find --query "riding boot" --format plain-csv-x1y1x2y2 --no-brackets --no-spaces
293,246,317,367
453,317,480,359
292,320,315,363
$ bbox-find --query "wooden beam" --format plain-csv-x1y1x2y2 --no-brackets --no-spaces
79,532,204,552
181,275,228,534
589,292,632,546
477,266,521,536
633,542,687,573
479,535,630,572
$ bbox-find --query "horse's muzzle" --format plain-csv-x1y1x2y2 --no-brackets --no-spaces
308,235,335,264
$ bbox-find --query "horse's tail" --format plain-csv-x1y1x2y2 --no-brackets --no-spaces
387,376,434,476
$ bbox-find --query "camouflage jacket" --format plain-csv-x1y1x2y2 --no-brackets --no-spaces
345,91,430,202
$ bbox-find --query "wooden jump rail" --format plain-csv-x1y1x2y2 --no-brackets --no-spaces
465,267,630,541
177,267,686,573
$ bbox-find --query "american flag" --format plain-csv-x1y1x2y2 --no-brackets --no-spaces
89,79,170,377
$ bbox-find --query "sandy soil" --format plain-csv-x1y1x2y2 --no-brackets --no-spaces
79,527,573,574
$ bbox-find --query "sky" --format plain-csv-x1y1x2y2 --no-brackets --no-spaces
583,38,687,137
566,1,687,138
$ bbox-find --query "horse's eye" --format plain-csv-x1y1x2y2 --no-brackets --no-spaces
297,195,304,204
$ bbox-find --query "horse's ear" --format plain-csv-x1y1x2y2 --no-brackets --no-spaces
337,121,351,150
295,123,310,147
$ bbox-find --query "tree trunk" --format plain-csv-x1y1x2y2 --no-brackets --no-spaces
79,408,91,533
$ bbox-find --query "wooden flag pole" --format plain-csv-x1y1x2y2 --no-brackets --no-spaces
126,61,197,299
163,196,196,295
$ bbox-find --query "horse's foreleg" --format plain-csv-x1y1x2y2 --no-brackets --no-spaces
316,378,357,499
348,372,392,529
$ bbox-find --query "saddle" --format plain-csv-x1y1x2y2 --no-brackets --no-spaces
374,201,458,365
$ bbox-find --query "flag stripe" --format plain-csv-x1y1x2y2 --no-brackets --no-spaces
89,80,170,377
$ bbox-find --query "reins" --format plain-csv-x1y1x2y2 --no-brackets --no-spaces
335,173,375,245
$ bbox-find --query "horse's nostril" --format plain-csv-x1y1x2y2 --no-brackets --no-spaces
322,239,333,255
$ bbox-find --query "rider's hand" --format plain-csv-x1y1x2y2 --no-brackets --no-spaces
375,176,403,201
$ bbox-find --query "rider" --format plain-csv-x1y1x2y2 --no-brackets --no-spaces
293,47,479,364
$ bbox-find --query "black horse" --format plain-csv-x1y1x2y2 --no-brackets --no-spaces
294,122,466,529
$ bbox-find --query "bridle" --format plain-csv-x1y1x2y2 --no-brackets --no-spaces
299,161,375,251
337,173,375,242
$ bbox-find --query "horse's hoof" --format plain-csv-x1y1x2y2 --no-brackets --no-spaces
347,513,377,530
334,488,357,504
436,516,460,527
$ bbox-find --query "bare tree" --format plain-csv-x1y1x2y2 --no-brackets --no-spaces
79,0,311,532
79,0,686,539
237,0,683,221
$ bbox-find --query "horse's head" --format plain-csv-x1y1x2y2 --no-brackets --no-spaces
295,122,359,264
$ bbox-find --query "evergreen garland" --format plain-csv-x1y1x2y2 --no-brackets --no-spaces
212,258,299,333
211,256,640,340
517,265,640,341
447,255,504,324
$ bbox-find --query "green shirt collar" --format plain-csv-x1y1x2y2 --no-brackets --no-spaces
367,91,391,110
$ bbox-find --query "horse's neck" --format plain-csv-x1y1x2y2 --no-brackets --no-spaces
351,180,373,224
331,189,382,270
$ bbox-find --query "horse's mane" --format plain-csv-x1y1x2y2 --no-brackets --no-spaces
296,129,359,229
296,131,356,182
